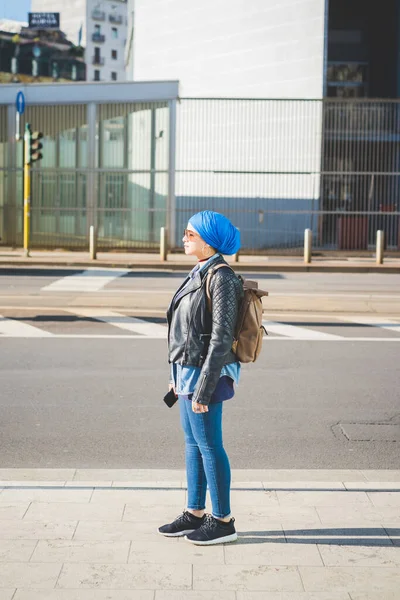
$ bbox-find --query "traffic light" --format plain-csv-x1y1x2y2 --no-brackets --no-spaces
25,124,44,165
29,130,44,164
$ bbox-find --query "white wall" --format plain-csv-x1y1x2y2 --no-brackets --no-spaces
133,0,326,98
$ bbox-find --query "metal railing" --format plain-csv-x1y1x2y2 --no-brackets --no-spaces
92,56,105,66
92,33,106,43
109,14,123,24
92,9,106,21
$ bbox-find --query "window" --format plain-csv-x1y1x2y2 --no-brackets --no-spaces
94,47,101,61
94,24,101,34
94,69,100,81
327,62,368,98
111,49,117,59
112,27,118,39
111,71,117,81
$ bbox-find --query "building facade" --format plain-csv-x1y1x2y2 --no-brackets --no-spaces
31,0,128,82
0,19,86,83
125,0,400,252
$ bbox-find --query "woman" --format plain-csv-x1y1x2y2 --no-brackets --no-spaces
158,210,243,546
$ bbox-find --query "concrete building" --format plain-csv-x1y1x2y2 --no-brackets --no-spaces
31,0,128,82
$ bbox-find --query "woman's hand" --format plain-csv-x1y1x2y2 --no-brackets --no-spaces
169,383,177,396
192,401,209,413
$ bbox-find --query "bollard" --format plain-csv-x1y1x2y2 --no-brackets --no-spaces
160,226,167,262
89,225,97,260
304,228,312,264
376,230,384,265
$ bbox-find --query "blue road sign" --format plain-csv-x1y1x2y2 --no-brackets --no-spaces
16,91,25,115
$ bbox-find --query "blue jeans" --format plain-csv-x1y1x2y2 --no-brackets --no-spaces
179,397,231,519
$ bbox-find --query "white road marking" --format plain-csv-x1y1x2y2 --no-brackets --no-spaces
262,320,343,340
339,316,400,334
41,269,129,292
66,308,167,338
0,315,53,337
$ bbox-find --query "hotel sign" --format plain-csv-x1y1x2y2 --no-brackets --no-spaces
28,12,60,29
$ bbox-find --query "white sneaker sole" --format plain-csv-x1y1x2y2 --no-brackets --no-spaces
184,532,238,545
158,528,195,537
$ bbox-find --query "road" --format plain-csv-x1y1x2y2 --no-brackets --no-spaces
0,267,399,470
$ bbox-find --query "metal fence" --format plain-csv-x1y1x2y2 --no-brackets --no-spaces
175,98,400,253
1,97,400,252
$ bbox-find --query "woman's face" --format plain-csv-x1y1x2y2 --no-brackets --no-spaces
183,223,211,259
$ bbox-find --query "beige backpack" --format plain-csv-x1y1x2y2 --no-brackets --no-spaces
205,264,268,363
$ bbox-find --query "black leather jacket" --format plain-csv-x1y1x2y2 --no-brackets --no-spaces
167,254,243,406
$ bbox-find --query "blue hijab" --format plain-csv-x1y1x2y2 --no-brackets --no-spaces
188,210,241,255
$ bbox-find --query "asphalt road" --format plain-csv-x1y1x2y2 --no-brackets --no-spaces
0,268,399,470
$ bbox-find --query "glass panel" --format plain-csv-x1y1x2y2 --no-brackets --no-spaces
101,117,125,167
59,128,77,167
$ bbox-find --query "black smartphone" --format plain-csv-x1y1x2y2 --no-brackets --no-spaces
163,388,178,408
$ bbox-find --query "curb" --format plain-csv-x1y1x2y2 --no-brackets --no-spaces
0,260,399,273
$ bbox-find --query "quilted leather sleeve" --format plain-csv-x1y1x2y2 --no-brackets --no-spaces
192,268,242,405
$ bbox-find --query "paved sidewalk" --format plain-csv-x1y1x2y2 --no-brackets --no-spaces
1,248,399,273
0,469,399,599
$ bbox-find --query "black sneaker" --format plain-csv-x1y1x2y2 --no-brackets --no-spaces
185,514,238,545
158,510,205,537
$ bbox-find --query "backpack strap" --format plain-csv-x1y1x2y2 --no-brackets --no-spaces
205,263,234,312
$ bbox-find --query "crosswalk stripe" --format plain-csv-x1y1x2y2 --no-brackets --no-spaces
41,269,129,292
66,308,168,338
0,315,53,337
339,316,400,333
262,320,343,340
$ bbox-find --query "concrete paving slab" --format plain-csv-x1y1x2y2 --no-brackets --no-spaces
14,592,154,600
317,506,400,525
0,540,37,562
73,520,173,542
236,593,350,600
24,501,125,522
0,481,68,487
344,482,400,490
362,470,400,481
350,594,400,600
31,540,131,564
368,492,400,507
90,489,186,506
111,480,184,488
230,490,279,507
156,593,235,600
128,539,224,564
0,502,30,519
0,469,75,481
224,541,323,566
263,482,346,490
74,469,186,481
0,561,62,589
299,566,400,593
0,520,77,540
193,564,303,591
0,590,16,600
0,488,93,503
65,481,113,487
277,491,372,507
56,562,192,590
318,544,400,567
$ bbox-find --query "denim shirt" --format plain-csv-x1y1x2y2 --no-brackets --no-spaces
170,253,241,397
